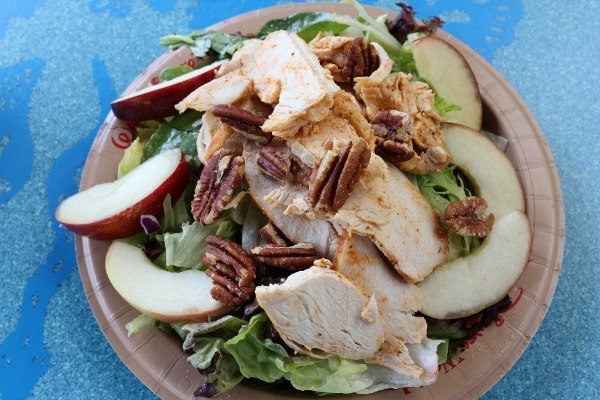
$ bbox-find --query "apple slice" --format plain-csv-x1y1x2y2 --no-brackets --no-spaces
417,209,532,319
55,148,189,239
411,36,482,131
106,241,230,323
443,122,524,219
111,60,227,121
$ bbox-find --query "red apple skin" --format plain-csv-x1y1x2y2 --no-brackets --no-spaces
56,151,189,240
111,60,226,121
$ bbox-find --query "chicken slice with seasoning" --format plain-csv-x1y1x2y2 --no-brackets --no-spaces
255,266,386,360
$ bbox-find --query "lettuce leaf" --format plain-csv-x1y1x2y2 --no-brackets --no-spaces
224,312,289,383
257,12,348,42
183,315,247,397
416,166,482,260
287,356,372,394
163,216,240,271
160,29,248,59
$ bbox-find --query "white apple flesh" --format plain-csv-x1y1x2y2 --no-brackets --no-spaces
411,36,482,131
55,148,189,240
416,122,531,319
106,241,230,323
111,60,227,121
443,122,525,219
417,209,532,319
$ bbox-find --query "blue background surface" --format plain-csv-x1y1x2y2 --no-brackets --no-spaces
0,1,598,399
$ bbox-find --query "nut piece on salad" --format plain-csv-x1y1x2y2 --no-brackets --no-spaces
250,242,321,271
444,196,495,237
191,148,245,226
202,235,256,307
356,70,451,174
307,137,371,213
309,35,380,82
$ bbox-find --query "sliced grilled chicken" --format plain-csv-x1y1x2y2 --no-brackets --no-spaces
236,31,340,136
333,230,428,380
255,266,386,360
334,155,449,283
175,71,253,113
285,124,448,282
242,142,339,260
333,231,427,346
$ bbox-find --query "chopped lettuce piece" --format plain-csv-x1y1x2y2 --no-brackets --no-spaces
257,12,348,42
163,216,240,271
224,313,289,383
117,137,144,178
159,65,194,82
161,29,248,59
417,166,482,260
183,315,248,397
125,313,156,336
288,357,372,394
334,0,403,55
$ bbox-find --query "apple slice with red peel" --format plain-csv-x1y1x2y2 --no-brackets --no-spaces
411,36,482,131
417,209,532,319
55,148,189,239
106,241,230,323
111,60,227,121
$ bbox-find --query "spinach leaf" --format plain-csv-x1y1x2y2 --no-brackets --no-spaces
257,12,347,42
142,110,202,170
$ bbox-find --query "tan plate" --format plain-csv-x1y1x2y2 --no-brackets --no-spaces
76,3,564,399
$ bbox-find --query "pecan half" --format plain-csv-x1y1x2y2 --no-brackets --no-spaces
202,235,256,307
257,146,290,181
444,196,495,237
289,153,313,188
191,148,245,226
341,38,380,82
308,138,371,213
371,110,416,163
259,222,292,246
250,242,320,271
211,104,272,144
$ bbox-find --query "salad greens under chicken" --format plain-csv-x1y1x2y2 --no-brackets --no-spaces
106,0,515,397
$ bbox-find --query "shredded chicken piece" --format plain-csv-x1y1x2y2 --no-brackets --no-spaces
356,72,450,174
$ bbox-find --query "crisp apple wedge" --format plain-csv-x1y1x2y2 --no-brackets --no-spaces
55,148,189,239
417,209,532,319
111,60,227,121
106,241,230,323
443,122,524,219
411,36,482,131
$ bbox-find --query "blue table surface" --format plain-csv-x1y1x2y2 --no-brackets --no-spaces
1,1,598,399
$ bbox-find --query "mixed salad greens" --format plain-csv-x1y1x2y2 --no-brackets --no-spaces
115,0,513,397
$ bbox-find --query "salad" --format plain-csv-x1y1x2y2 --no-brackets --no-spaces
56,0,531,398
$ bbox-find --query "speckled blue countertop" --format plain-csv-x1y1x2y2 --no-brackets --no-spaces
0,1,598,399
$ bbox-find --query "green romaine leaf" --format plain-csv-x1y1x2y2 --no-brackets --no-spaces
224,312,289,383
163,216,240,270
288,356,372,394
117,137,144,178
125,313,156,336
